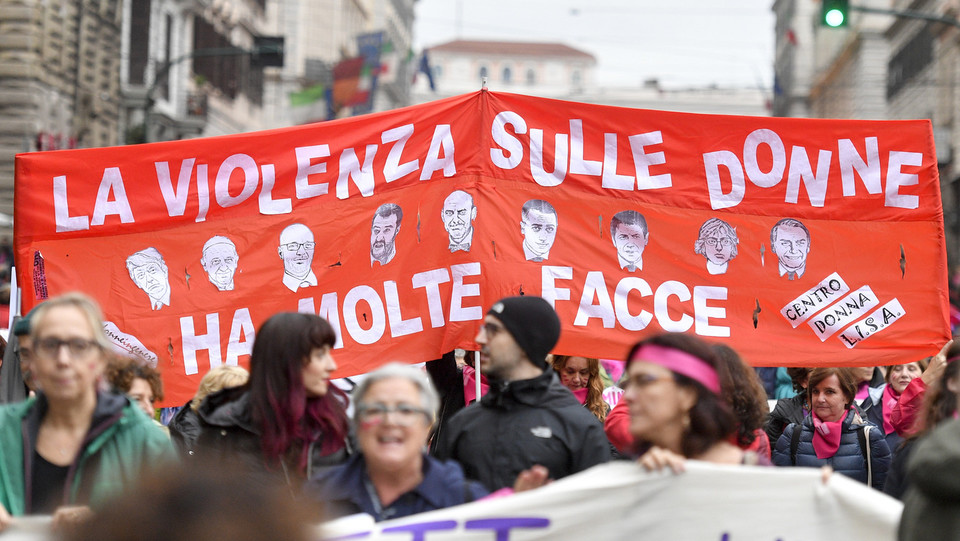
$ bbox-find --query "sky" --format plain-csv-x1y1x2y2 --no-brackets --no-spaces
413,0,776,90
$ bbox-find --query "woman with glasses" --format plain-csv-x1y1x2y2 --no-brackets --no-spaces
193,312,349,488
0,293,173,532
622,333,764,472
304,363,489,522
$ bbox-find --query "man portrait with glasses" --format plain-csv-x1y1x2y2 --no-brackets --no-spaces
610,210,648,272
277,223,317,292
694,217,739,275
125,247,171,310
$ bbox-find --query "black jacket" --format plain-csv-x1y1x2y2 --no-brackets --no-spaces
194,386,349,486
433,369,610,491
763,394,808,444
167,400,201,457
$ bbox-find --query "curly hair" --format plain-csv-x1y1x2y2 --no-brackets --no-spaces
105,354,164,402
552,355,607,422
713,344,768,447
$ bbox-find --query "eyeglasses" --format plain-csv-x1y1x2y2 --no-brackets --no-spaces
704,238,732,248
623,372,675,390
283,242,315,251
34,337,102,360
482,322,505,338
356,403,430,426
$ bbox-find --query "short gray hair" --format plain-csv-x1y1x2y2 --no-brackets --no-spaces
352,363,439,425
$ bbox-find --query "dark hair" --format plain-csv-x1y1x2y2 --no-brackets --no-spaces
626,333,737,457
787,367,811,394
610,210,647,239
521,199,557,219
915,341,960,436
770,218,810,246
248,313,348,472
713,344,768,447
372,203,403,226
105,355,165,402
806,367,857,409
66,461,313,541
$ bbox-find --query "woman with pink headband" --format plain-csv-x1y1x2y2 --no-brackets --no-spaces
622,333,765,471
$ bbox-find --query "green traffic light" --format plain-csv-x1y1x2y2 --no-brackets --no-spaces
824,8,845,27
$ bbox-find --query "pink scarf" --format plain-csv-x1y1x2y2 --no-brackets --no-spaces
572,387,588,405
812,410,848,459
462,365,489,405
881,384,900,435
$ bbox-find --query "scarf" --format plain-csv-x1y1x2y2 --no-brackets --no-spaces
812,410,848,459
572,387,589,405
462,365,489,405
881,384,900,435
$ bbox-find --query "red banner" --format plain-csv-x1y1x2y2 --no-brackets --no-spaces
14,91,949,406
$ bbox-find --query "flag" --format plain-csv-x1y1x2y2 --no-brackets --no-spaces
288,82,326,107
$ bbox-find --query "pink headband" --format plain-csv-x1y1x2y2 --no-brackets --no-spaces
630,343,722,395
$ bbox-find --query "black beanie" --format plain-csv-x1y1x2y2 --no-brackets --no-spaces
487,296,561,369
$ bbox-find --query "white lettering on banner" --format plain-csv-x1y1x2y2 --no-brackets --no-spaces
703,132,925,210
489,114,672,191
53,175,90,232
808,286,880,341
50,123,462,231
781,272,851,328
839,298,906,348
179,309,256,375
319,462,902,541
542,266,729,336
288,264,481,358
91,167,135,226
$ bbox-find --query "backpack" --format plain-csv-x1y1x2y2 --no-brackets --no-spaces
790,423,874,487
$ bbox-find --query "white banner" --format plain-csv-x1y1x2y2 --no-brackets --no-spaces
318,461,902,540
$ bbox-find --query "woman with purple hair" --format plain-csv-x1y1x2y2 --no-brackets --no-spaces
193,313,349,488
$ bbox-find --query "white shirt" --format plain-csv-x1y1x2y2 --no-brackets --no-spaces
778,262,805,280
283,269,318,292
523,242,549,262
618,253,643,272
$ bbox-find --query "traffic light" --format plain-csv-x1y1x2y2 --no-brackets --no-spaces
820,0,849,27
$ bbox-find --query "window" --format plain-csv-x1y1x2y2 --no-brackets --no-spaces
526,68,536,85
503,66,512,83
572,70,581,86
479,65,488,79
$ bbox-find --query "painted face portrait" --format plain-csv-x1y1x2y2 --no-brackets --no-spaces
277,224,316,291
520,206,557,261
771,220,810,279
695,218,738,275
371,212,400,265
126,248,171,310
201,237,238,291
442,190,476,251
613,223,648,266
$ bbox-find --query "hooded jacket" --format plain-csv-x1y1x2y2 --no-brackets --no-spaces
0,391,174,515
899,418,960,540
433,369,610,491
772,409,891,489
304,452,488,522
193,386,349,485
167,400,202,457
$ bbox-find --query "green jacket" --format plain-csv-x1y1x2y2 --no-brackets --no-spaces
0,392,175,515
899,417,960,541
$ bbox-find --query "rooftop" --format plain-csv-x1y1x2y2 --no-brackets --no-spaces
428,40,596,61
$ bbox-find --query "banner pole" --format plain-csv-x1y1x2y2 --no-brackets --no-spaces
474,350,481,402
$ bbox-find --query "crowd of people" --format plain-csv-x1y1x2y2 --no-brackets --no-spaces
0,290,955,539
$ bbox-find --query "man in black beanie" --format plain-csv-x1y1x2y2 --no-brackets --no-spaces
433,295,610,491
